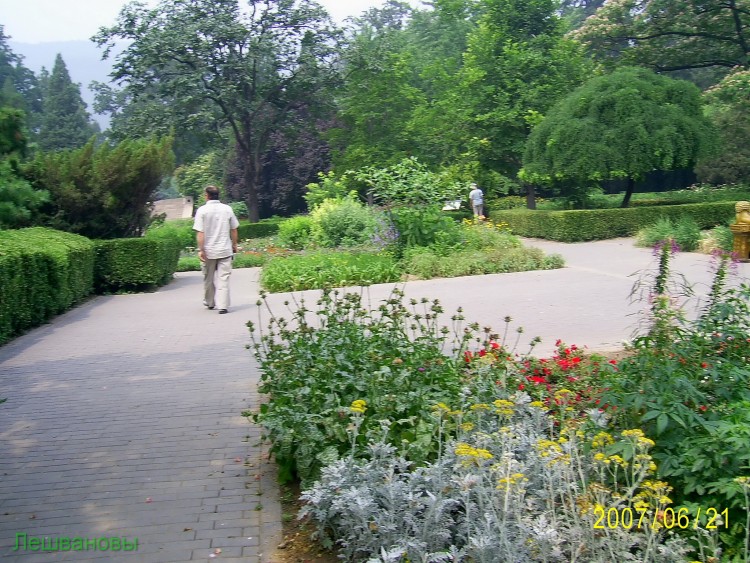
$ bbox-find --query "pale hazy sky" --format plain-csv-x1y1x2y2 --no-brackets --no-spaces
1,0,416,44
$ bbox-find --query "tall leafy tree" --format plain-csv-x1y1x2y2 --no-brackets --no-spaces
521,67,716,208
558,0,607,30
439,0,592,190
328,0,421,170
0,27,43,134
38,54,96,151
574,0,750,75
0,107,47,228
696,69,750,184
94,0,340,222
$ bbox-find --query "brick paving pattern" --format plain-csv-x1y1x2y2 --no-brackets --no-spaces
0,269,281,562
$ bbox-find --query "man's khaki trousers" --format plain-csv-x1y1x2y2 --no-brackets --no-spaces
202,255,233,310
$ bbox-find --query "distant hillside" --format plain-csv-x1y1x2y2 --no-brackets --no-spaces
9,39,121,128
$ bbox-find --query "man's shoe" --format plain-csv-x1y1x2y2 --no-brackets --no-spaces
203,300,214,310
218,309,228,314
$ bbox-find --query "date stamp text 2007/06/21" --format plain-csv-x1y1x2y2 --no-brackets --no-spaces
593,506,729,531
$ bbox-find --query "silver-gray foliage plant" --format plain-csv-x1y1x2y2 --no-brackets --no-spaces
301,396,692,562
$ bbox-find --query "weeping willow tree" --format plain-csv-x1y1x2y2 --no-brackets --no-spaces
521,67,716,208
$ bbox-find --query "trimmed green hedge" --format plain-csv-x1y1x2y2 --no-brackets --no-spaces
490,202,736,242
237,220,280,239
0,228,95,345
146,218,281,248
144,219,195,249
94,237,182,293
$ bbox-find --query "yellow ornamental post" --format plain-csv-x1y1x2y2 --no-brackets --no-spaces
730,201,750,261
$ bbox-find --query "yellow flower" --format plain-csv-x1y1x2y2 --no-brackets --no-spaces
350,399,367,414
609,455,628,468
591,432,614,449
492,399,514,417
454,442,493,463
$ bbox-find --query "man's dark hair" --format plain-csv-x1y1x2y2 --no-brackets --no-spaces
205,186,220,200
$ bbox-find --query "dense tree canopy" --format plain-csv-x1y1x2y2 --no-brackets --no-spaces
522,67,716,207
0,28,42,134
94,0,340,222
574,0,750,77
696,68,750,184
0,107,47,229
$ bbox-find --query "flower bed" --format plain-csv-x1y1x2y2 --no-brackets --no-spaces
248,243,750,562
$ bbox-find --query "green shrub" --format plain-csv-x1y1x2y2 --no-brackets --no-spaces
260,251,402,292
0,228,95,344
636,216,701,251
602,248,750,557
232,253,266,268
229,201,249,219
487,195,530,210
277,215,315,250
390,205,460,250
460,220,522,251
94,237,181,293
177,256,201,272
248,288,469,485
237,220,280,240
304,171,357,210
712,225,735,252
144,218,195,250
404,246,564,279
310,198,379,248
177,253,265,272
491,202,735,242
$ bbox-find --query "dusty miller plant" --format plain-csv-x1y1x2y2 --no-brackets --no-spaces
301,394,692,562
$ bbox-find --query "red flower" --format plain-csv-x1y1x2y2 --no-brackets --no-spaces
518,383,525,391
701,362,708,369
698,405,708,412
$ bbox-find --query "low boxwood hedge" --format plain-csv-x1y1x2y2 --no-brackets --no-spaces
0,228,95,345
94,237,182,293
490,202,736,242
237,220,280,240
144,218,195,249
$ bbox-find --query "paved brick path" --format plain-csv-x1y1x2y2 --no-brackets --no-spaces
0,269,281,562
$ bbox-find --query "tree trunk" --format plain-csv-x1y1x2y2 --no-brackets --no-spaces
620,177,635,208
239,146,261,223
525,183,537,210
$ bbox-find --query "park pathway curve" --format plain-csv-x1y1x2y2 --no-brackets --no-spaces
0,268,281,562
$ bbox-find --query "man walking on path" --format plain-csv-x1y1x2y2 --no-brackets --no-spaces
469,183,484,218
193,185,239,314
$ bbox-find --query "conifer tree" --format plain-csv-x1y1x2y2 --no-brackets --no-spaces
38,54,95,151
